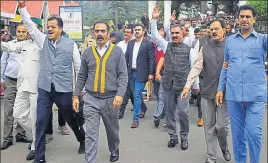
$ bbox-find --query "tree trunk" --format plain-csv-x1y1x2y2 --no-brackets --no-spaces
200,1,207,14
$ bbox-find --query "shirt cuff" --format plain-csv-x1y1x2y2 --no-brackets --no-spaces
217,85,225,92
151,19,157,24
192,83,200,89
184,83,192,89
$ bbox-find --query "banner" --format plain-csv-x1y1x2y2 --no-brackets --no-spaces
59,6,83,41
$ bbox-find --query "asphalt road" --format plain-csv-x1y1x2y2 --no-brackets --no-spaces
1,97,267,163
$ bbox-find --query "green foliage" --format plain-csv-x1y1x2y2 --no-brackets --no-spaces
80,1,148,27
247,0,268,16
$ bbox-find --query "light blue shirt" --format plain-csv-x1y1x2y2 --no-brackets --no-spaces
1,42,19,82
217,30,267,102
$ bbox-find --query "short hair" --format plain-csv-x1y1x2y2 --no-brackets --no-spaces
134,23,145,31
124,25,134,34
16,22,25,28
194,28,200,33
48,14,63,28
117,23,123,30
110,32,116,37
157,23,164,31
93,21,110,33
238,4,257,17
209,19,226,28
170,24,184,34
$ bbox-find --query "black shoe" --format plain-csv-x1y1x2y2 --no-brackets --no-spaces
26,150,35,160
167,139,178,148
110,149,119,162
1,141,13,150
222,149,231,161
16,135,31,143
154,118,160,127
78,140,85,154
118,113,124,119
181,139,188,150
28,141,32,150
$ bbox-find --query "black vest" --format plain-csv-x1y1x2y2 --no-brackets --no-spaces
201,39,225,99
162,42,191,92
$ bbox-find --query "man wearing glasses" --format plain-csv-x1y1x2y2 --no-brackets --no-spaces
18,1,85,162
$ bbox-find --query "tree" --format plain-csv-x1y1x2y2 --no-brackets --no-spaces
247,0,267,16
79,1,148,28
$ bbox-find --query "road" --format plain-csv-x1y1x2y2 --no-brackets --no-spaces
1,97,267,163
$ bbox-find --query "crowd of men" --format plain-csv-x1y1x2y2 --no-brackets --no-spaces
1,1,267,163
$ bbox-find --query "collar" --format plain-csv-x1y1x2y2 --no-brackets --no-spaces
96,41,109,49
235,28,257,38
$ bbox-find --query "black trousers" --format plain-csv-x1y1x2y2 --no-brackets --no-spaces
196,93,202,119
46,109,66,135
35,85,85,161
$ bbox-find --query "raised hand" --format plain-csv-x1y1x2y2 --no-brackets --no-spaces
170,10,176,22
152,5,161,19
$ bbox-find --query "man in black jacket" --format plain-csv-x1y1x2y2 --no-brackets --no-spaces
125,24,155,128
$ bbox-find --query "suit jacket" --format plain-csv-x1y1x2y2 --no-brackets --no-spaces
125,39,155,82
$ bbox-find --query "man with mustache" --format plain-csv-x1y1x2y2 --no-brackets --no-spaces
151,5,199,150
216,5,267,163
117,25,148,119
181,19,231,163
18,1,85,162
125,23,155,128
1,23,30,151
73,21,128,163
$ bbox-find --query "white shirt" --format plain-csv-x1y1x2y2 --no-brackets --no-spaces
132,40,142,69
1,39,41,93
117,40,129,54
96,42,109,57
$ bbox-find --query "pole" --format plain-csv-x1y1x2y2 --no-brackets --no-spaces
43,0,48,33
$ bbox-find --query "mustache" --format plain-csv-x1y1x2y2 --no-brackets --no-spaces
172,36,178,39
97,35,104,40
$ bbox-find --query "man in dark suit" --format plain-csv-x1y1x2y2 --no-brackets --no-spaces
125,24,155,128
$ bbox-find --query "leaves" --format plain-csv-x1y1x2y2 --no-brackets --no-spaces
80,1,148,27
247,0,268,16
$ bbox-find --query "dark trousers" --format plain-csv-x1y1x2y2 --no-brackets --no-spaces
35,86,85,161
197,93,202,119
119,81,147,115
46,109,66,135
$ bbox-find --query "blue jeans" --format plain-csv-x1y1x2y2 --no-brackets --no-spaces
227,101,265,163
130,72,146,121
